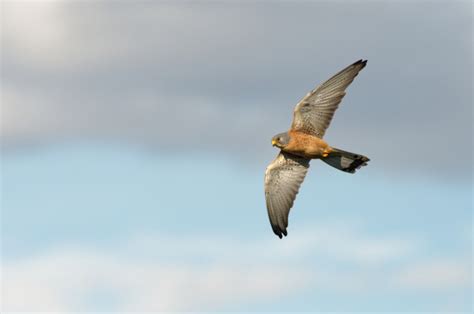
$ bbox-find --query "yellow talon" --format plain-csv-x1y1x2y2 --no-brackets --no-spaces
322,152,329,158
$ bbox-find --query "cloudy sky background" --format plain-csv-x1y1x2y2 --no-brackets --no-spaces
1,0,472,312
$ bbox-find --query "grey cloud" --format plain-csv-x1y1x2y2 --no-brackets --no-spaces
1,1,472,178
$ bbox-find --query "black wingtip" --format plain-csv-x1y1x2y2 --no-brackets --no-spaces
353,59,368,68
272,225,282,238
272,225,288,239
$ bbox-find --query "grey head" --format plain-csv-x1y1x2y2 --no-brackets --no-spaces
271,132,291,149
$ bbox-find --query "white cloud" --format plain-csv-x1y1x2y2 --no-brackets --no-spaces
1,1,471,178
2,223,471,312
1,1,71,68
123,222,416,265
2,246,311,312
267,224,415,264
393,259,472,291
0,224,410,311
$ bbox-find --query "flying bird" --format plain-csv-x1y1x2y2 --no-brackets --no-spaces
264,59,369,238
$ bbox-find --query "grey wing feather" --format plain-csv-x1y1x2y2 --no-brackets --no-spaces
264,152,310,238
291,59,367,138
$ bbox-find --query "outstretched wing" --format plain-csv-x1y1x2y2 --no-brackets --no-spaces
264,152,310,238
291,59,367,138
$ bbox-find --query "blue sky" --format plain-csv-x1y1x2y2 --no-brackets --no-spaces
2,144,471,311
1,0,472,312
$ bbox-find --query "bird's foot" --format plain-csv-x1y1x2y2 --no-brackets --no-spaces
322,148,331,158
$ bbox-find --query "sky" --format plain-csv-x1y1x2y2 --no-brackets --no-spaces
1,0,472,312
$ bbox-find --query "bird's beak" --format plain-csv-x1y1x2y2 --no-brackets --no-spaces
272,139,277,146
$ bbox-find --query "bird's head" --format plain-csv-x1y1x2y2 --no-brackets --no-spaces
271,132,290,149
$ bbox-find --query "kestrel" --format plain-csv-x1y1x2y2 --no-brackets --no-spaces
264,59,369,238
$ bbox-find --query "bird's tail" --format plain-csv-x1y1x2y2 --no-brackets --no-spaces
321,148,369,173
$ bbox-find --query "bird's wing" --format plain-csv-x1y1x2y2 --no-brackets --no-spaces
264,152,310,238
291,59,367,138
